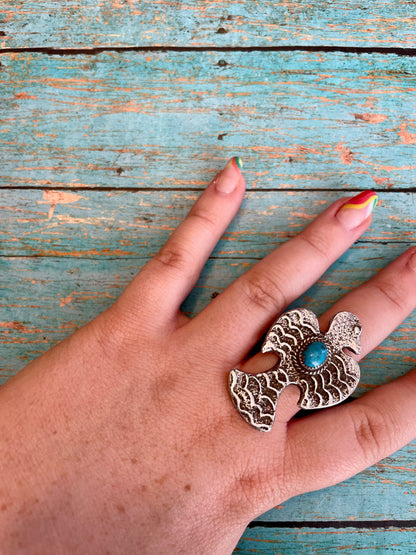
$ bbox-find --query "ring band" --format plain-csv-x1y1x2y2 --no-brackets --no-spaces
229,308,362,432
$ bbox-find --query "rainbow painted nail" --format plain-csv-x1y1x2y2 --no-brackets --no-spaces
225,156,243,171
336,190,378,230
340,190,378,214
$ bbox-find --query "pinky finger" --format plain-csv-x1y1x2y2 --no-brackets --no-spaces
282,248,416,495
284,367,416,497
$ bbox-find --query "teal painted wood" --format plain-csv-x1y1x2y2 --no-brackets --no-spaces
2,1,416,48
0,190,413,257
1,249,415,384
1,51,416,190
1,2,416,551
235,525,416,554
256,438,416,521
0,254,415,524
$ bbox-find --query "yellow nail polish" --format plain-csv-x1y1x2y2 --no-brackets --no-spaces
336,190,378,230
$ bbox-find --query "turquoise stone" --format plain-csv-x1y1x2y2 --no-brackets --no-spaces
302,341,327,368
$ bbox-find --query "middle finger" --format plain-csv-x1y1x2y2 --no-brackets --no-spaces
190,191,378,365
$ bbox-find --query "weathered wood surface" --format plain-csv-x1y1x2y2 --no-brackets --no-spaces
2,51,416,191
1,1,416,553
0,190,413,257
236,525,416,553
1,245,415,381
1,1,416,49
1,252,415,522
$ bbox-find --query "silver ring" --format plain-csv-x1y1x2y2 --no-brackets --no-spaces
229,308,362,432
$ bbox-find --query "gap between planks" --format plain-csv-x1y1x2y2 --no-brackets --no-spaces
0,187,415,193
249,520,416,529
3,46,416,56
0,239,409,262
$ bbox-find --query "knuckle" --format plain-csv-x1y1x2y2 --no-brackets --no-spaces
349,405,391,463
297,230,330,262
227,464,271,517
188,206,218,234
87,307,128,363
154,242,192,275
371,279,407,313
240,273,287,314
237,470,262,508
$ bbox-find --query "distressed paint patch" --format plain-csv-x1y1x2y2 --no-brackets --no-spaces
335,142,354,165
353,113,388,123
38,190,83,219
59,292,74,307
399,123,416,145
14,92,37,100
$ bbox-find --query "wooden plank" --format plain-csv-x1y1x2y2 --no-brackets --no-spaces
1,51,416,190
0,190,413,258
0,254,415,523
1,249,415,389
235,525,416,553
257,437,416,522
2,1,416,49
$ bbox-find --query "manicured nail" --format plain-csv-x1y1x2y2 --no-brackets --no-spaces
408,249,416,273
336,190,378,230
215,157,243,194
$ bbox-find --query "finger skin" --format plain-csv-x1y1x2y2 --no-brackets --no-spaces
319,246,416,355
117,158,245,325
278,248,416,499
190,195,375,366
284,367,416,498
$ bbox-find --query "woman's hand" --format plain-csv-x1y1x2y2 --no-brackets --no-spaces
0,158,415,554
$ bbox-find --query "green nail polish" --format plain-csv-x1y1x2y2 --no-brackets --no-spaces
234,156,243,170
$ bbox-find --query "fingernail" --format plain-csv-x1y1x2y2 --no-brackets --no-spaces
215,157,243,194
336,190,378,230
408,249,416,273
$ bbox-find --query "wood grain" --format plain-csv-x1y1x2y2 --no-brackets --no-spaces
1,51,416,191
1,3,416,551
1,1,416,49
236,525,416,553
0,190,413,257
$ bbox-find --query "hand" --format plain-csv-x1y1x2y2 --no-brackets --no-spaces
0,158,415,554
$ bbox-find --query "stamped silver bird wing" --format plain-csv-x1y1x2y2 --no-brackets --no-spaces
296,350,360,410
229,366,290,432
262,308,321,359
229,309,320,432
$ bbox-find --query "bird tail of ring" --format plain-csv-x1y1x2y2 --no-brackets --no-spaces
228,368,285,432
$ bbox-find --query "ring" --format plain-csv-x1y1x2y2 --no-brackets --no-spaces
229,308,362,432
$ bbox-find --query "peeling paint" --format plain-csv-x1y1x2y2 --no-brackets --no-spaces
335,142,354,165
399,123,416,145
353,113,387,123
38,190,83,219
